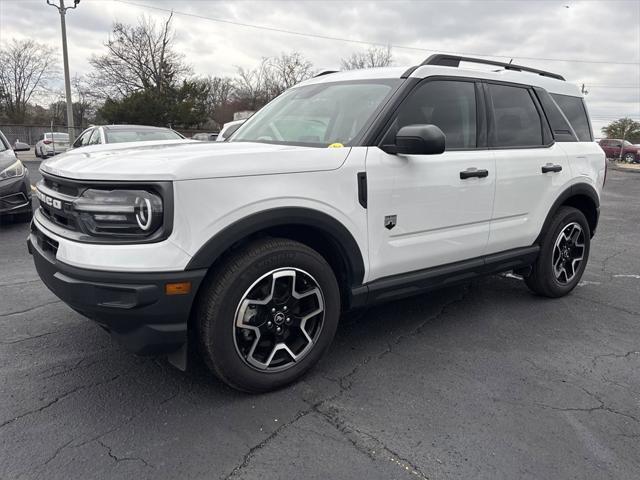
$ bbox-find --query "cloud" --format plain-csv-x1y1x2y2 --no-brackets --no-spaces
1,0,638,133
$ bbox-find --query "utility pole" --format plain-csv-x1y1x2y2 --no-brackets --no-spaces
47,0,80,142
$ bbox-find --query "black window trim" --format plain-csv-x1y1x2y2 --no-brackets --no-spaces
372,75,489,152
484,79,554,150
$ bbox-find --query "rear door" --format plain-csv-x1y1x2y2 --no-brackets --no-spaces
366,78,496,281
487,82,572,254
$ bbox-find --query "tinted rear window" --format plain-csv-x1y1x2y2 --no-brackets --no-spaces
46,133,70,141
551,94,592,141
489,84,543,147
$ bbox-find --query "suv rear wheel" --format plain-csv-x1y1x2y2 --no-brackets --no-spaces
196,237,340,392
525,206,590,298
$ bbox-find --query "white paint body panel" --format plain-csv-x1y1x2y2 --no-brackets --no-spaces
366,147,495,280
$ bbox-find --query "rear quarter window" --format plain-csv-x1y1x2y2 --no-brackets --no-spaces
551,94,593,142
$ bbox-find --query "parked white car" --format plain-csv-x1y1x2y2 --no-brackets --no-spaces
216,119,245,141
72,124,183,149
35,132,70,157
30,54,605,392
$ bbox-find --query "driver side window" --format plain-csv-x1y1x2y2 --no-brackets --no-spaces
387,80,478,150
73,130,90,148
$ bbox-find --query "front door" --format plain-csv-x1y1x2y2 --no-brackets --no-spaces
366,79,496,281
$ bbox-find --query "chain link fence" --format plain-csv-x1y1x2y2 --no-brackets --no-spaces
0,124,82,146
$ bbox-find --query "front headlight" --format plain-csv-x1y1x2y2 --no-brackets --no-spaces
0,160,25,180
73,189,163,237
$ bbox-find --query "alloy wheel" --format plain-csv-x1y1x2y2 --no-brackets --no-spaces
233,268,325,372
552,222,585,285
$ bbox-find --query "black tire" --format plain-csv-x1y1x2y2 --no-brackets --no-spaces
196,237,340,393
623,153,636,163
525,206,590,298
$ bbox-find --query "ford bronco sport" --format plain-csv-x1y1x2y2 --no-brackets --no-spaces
29,55,605,392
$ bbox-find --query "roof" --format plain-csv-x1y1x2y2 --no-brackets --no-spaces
102,124,173,131
300,56,580,97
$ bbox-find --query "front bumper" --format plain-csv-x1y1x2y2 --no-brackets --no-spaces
27,228,207,356
0,171,32,215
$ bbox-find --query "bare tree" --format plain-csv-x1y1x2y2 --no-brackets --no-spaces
88,13,190,98
234,58,271,111
234,52,314,110
0,39,59,123
340,46,393,70
201,76,235,125
267,52,313,96
72,74,97,127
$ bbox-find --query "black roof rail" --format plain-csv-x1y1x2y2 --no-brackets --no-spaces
314,69,339,78
418,54,565,81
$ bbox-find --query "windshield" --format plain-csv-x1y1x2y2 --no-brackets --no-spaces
231,80,400,147
105,128,183,143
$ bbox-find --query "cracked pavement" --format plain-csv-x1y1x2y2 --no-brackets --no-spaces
1,168,639,479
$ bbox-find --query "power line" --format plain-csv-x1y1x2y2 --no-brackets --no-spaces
114,0,640,67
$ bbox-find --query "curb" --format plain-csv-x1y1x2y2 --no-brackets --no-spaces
607,162,640,174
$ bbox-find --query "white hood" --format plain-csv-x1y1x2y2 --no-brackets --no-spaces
40,139,351,181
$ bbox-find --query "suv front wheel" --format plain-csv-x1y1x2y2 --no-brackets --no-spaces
525,206,591,298
196,237,340,392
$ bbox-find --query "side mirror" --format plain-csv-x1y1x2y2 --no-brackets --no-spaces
382,124,445,155
13,141,30,152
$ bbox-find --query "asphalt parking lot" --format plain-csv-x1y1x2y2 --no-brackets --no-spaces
1,167,638,480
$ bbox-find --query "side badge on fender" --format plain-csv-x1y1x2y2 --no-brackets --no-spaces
384,215,397,230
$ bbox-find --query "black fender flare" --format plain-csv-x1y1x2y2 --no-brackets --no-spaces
535,183,600,243
185,207,366,285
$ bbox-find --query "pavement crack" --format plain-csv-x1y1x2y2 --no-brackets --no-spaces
0,278,41,288
0,300,61,319
377,284,472,361
593,350,639,367
1,331,59,345
223,405,316,479
314,404,429,479
572,294,640,316
98,440,150,467
0,374,121,429
535,386,640,425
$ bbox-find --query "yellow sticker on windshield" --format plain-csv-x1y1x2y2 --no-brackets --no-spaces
328,143,344,148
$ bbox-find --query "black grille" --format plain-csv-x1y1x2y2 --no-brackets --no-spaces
37,173,82,232
43,175,81,197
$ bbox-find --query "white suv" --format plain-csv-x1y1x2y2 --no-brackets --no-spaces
29,55,605,392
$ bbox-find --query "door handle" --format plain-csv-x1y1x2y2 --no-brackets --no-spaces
541,163,563,173
460,168,489,179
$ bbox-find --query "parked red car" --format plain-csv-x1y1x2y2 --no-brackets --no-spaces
598,139,639,163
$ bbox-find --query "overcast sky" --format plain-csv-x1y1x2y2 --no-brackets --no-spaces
1,0,638,135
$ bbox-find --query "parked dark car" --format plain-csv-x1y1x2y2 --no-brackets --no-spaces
192,132,218,141
0,130,32,222
72,125,184,149
598,139,640,163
